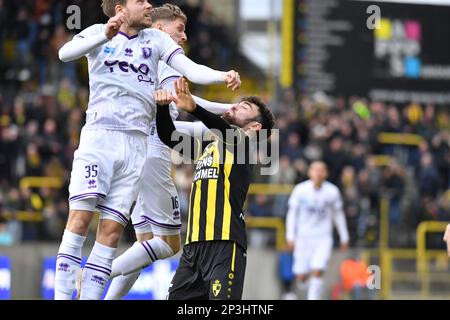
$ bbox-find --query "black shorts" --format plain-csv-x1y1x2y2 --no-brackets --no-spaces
168,241,247,300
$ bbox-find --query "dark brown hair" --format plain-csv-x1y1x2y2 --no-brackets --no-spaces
241,96,275,137
102,0,127,18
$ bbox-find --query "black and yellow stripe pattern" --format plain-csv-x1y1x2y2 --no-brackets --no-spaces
185,138,250,251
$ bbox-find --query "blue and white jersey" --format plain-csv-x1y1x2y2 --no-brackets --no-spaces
77,24,184,135
287,180,343,238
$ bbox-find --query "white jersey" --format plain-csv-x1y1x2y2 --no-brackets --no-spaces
78,24,184,135
286,180,348,240
148,61,181,149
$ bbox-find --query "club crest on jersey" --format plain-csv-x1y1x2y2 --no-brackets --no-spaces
142,47,152,59
212,280,222,297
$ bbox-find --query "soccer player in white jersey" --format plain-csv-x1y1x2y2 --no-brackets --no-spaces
286,161,349,300
104,4,233,300
54,0,241,300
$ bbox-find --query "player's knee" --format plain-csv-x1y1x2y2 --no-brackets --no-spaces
97,220,124,247
157,234,181,255
66,210,92,235
311,270,324,278
98,231,121,247
296,274,308,282
136,233,153,242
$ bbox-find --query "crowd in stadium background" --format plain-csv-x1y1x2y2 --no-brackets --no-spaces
0,0,449,255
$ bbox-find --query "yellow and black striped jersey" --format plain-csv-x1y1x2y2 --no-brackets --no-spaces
157,104,253,251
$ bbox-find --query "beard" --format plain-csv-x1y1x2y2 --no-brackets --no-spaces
221,113,238,126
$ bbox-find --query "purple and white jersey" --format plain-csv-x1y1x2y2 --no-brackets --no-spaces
148,61,182,149
77,24,184,135
287,180,344,238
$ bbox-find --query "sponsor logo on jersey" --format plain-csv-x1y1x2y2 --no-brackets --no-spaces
104,46,116,54
104,60,155,84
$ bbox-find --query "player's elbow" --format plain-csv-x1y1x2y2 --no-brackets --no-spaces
58,45,73,62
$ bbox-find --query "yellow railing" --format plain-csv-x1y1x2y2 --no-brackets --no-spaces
416,221,449,299
19,177,64,189
378,133,424,146
248,184,295,196
245,217,286,251
3,211,43,222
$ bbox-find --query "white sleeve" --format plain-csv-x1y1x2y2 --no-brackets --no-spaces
286,188,299,242
332,190,349,244
192,96,232,115
174,121,208,137
58,24,108,62
156,29,224,86
160,74,231,115
169,54,225,84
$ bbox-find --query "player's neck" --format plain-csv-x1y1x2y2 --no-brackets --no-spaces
313,182,323,189
119,25,140,38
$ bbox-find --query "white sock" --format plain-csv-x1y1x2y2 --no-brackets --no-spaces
110,237,174,278
307,276,323,300
54,230,86,300
104,271,141,300
79,242,116,300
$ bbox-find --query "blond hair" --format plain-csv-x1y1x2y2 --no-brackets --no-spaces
151,4,187,24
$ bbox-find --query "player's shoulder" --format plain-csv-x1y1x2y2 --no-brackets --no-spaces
293,180,312,192
141,28,172,41
80,23,105,35
323,181,340,193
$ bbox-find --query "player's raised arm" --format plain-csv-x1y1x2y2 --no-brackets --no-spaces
169,54,241,91
172,78,233,137
192,95,232,114
59,13,125,62
158,73,232,115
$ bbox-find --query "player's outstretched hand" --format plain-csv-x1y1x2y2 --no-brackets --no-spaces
223,70,241,91
340,242,349,252
173,78,197,113
105,12,125,40
154,89,176,106
443,224,450,257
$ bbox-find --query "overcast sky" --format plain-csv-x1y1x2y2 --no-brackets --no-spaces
240,0,282,19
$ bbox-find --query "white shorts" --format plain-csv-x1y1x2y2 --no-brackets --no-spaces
131,146,181,236
293,235,333,275
68,129,147,226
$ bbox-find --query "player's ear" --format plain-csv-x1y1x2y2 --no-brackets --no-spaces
114,4,123,15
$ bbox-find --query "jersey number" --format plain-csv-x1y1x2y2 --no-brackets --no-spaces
171,196,179,210
85,165,99,178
